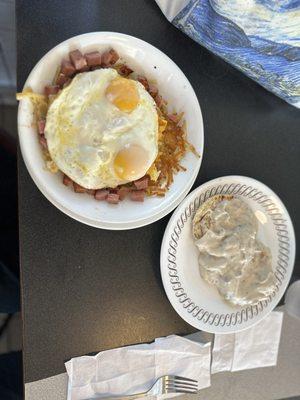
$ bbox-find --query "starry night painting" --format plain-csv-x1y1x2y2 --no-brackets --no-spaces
172,0,300,107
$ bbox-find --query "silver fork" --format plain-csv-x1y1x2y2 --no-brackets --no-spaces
86,375,198,399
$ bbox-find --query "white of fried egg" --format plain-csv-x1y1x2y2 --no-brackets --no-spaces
45,68,158,189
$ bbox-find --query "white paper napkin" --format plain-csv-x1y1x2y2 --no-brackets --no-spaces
212,311,283,373
65,335,211,400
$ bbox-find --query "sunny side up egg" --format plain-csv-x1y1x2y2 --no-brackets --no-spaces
44,68,159,189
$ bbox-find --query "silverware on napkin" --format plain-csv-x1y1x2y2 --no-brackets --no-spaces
85,375,198,399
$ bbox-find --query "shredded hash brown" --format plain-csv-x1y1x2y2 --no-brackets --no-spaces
146,103,199,197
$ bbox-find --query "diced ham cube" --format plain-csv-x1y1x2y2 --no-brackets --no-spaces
39,135,48,150
69,49,87,71
101,51,113,67
137,76,150,91
38,120,45,135
56,73,68,86
44,85,60,96
118,186,131,200
61,60,76,77
73,182,86,193
118,64,133,77
79,65,90,72
63,174,73,186
130,190,145,202
149,86,158,98
86,189,96,195
94,189,109,201
85,51,102,67
102,49,119,67
134,176,149,190
106,193,120,204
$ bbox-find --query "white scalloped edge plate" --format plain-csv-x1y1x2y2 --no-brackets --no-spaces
18,32,203,230
161,176,295,333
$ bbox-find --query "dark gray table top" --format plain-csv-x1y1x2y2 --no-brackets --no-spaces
17,0,300,384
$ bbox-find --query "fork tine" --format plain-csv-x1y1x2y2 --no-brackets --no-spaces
167,378,198,386
161,376,198,395
166,377,198,388
167,387,198,394
170,375,198,383
167,382,198,389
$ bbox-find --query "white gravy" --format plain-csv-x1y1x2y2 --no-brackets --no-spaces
194,198,276,306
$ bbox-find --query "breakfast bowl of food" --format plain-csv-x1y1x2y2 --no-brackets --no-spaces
160,176,295,333
17,32,203,229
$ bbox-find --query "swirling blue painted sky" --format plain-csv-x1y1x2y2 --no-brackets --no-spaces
173,0,300,106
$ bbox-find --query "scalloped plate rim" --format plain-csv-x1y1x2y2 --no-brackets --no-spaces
160,175,295,333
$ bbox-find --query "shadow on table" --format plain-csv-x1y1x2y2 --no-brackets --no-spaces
0,352,23,400
0,120,23,399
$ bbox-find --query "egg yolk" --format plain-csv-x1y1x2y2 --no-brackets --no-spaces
105,77,139,112
114,144,149,180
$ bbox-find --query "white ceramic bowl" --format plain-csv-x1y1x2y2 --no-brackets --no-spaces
161,176,295,333
18,32,204,230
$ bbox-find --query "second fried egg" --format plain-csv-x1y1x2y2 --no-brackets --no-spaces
45,68,158,189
